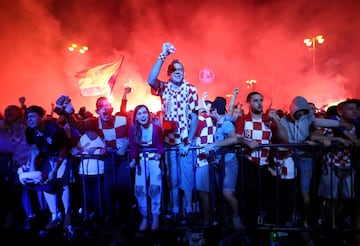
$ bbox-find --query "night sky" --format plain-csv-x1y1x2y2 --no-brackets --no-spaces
0,0,359,114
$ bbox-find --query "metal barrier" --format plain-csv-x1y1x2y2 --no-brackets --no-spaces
1,142,358,233
120,143,358,231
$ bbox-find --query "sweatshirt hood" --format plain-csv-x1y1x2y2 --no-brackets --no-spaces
289,96,309,117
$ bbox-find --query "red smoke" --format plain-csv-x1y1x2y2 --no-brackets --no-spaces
0,0,359,115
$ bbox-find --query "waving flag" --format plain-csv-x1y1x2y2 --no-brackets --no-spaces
75,57,124,97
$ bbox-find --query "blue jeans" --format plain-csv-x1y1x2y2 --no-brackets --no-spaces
164,143,196,214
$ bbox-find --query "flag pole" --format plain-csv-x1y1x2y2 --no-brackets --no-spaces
109,55,125,98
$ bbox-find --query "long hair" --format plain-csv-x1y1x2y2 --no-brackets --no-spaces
132,104,151,145
4,105,24,125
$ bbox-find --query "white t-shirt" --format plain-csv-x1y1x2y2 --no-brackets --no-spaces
78,133,106,175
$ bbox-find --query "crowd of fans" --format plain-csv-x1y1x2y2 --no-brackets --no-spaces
0,43,359,245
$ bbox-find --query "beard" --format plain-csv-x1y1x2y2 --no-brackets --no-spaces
252,109,263,115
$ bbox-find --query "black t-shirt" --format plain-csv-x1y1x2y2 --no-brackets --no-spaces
26,120,70,158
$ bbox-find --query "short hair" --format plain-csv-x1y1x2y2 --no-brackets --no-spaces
346,98,360,107
337,99,357,111
326,105,338,118
25,105,45,118
246,91,262,103
96,96,110,109
167,59,184,76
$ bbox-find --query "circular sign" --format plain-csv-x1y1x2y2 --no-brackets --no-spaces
199,68,215,84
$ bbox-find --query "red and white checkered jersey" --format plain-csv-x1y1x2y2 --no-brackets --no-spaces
324,148,351,169
195,112,215,146
320,123,356,170
195,112,215,167
78,133,106,175
97,115,128,149
152,80,199,145
235,113,272,165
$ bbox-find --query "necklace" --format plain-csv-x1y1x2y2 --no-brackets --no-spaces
35,129,43,137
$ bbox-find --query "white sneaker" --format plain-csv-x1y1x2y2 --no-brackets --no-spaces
139,218,148,231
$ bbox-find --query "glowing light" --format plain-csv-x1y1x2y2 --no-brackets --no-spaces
316,35,325,44
68,43,88,54
246,79,257,90
304,38,312,47
303,35,325,49
199,68,215,84
124,78,134,87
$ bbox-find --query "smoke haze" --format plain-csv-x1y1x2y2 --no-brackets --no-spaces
0,0,359,114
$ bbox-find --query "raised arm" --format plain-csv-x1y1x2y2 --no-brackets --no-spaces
228,87,239,116
147,42,175,90
119,87,132,115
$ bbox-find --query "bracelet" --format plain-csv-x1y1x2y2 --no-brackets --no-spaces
158,53,167,62
183,137,192,145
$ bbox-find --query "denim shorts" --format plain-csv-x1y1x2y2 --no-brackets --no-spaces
294,157,313,193
220,155,239,192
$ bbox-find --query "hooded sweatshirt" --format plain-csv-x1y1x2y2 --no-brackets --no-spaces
280,96,315,143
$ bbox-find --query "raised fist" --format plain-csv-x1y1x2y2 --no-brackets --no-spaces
18,96,26,105
233,88,239,95
56,95,69,108
162,42,176,55
124,87,132,94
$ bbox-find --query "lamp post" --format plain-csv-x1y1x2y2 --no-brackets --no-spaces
304,35,324,80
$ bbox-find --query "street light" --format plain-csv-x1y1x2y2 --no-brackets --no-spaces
304,35,324,79
68,43,89,54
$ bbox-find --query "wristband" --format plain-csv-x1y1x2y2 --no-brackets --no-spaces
158,53,167,62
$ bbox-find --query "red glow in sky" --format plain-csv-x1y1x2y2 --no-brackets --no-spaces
0,0,359,115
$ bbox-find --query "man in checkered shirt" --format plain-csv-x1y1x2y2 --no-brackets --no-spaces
54,92,132,226
205,92,288,228
310,100,358,228
236,92,289,228
148,42,199,222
